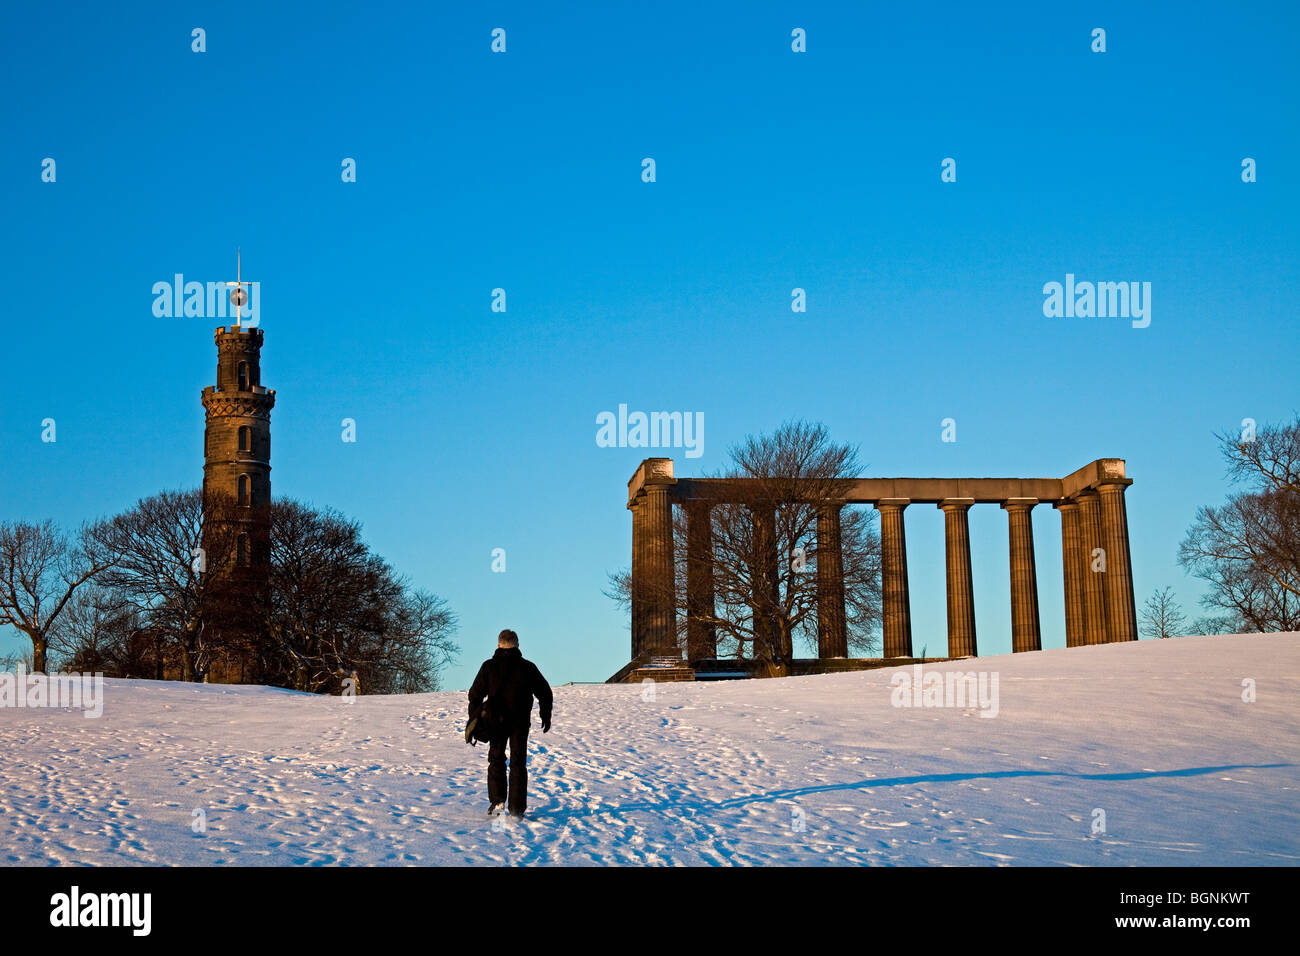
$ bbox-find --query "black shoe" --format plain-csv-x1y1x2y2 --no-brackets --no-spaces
509,809,526,819
488,802,505,816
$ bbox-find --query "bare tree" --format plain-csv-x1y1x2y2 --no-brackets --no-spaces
380,588,461,693
0,520,116,673
609,421,881,675
264,500,459,693
47,583,140,674
1139,586,1187,639
12,491,458,692
1187,614,1240,637
0,644,34,673
1179,415,1300,632
85,489,243,681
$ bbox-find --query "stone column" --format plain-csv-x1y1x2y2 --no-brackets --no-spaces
1098,480,1138,643
644,483,678,657
1076,490,1109,645
816,502,848,658
630,496,645,659
1054,500,1087,647
766,507,786,659
1002,498,1042,653
938,498,977,658
875,499,913,658
685,500,717,661
750,507,781,661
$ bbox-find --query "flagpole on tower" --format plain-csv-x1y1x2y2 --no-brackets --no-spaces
225,248,249,328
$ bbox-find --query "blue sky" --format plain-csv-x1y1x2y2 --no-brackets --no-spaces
2,1,1297,688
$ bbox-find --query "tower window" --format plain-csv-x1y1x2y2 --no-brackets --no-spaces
236,534,249,567
238,362,248,391
238,426,250,453
238,474,251,506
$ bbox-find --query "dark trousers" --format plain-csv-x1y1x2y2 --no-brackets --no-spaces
487,724,530,813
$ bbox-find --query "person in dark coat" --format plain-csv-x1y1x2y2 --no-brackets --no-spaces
468,629,553,817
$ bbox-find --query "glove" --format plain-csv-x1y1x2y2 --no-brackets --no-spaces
541,716,551,733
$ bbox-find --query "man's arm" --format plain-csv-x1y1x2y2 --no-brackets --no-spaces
468,662,489,720
532,664,553,728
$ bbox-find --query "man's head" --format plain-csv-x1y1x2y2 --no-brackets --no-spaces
498,629,519,649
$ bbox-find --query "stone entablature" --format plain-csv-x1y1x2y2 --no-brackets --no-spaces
628,459,1132,508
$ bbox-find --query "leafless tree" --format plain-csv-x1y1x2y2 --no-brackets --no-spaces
11,490,458,692
1139,586,1187,639
1187,614,1241,637
0,520,116,673
46,583,141,674
609,420,881,675
0,645,34,673
85,489,243,681
264,500,459,694
1178,415,1300,632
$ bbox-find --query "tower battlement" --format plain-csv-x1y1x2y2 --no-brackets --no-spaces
214,325,264,341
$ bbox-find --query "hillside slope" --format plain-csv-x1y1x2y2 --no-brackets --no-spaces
1,633,1296,866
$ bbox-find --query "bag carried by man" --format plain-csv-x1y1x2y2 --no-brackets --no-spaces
465,656,507,745
464,694,499,745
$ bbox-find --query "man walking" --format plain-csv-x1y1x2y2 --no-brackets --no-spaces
468,629,553,817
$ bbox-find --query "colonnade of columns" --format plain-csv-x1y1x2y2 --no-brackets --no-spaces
626,458,1138,663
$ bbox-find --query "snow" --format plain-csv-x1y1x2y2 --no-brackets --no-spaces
1,633,1297,865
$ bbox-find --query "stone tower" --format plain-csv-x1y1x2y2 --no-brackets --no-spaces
201,325,275,584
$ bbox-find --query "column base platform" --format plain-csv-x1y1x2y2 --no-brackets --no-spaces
606,656,953,684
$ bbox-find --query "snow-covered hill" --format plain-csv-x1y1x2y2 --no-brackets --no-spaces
2,633,1297,866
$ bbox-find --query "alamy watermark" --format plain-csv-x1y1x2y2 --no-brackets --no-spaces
50,886,150,936
596,404,704,459
1042,274,1150,328
889,664,999,718
0,666,104,718
152,273,260,327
